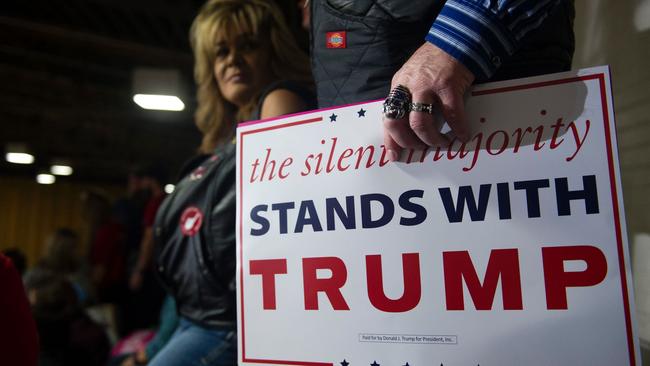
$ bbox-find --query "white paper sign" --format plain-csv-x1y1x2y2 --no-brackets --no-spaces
236,66,640,365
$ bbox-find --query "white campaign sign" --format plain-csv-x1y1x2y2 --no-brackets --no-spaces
236,67,640,365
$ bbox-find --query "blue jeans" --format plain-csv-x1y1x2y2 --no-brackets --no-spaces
148,318,237,366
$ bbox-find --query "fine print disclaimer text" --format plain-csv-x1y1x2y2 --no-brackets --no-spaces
359,334,457,345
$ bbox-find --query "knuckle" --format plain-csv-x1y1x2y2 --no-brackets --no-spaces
409,120,429,134
409,116,432,133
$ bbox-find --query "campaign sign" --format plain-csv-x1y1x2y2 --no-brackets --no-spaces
236,66,640,365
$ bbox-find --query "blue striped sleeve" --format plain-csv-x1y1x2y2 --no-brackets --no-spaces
425,0,560,80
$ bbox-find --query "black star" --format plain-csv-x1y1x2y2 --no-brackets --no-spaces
341,360,349,366
404,363,410,366
357,108,366,117
329,113,338,122
371,362,380,366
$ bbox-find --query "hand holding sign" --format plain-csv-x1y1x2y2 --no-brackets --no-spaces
383,42,475,161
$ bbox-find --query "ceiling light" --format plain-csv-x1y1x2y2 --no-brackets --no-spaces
6,152,35,164
133,94,185,111
164,184,175,194
132,68,186,112
36,174,56,185
50,165,74,176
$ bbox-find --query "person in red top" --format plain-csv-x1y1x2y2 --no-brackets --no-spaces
123,164,168,333
0,253,39,366
129,164,167,291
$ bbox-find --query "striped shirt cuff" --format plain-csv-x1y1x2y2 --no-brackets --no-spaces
425,0,517,81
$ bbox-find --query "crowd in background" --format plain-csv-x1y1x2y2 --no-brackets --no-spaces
2,164,173,366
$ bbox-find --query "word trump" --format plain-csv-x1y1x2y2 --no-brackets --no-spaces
249,245,607,312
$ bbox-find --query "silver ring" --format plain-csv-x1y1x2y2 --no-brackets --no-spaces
383,85,411,119
410,102,435,114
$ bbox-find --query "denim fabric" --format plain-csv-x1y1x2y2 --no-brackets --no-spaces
148,318,237,366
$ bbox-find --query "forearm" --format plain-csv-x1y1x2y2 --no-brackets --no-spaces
426,0,562,80
135,228,154,272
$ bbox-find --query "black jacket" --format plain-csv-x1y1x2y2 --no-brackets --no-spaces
154,142,236,328
311,0,575,107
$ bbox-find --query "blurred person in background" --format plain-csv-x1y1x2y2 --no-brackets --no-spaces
0,252,39,366
25,227,94,305
111,167,150,335
25,271,110,366
129,164,167,292
88,196,128,304
2,247,27,276
123,163,168,333
120,167,150,283
149,0,315,365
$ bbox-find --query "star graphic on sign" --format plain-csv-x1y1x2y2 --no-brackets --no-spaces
370,362,380,366
329,113,338,122
340,360,349,366
357,108,366,117
404,363,410,366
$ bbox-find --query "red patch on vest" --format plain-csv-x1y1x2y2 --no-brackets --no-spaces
180,206,203,236
326,31,347,49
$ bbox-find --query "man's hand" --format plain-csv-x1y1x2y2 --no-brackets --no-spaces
383,42,475,161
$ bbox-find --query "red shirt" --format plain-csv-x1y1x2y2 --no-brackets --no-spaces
90,219,126,289
143,193,166,228
0,253,39,366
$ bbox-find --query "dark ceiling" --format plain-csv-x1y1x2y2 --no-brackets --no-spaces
0,0,307,186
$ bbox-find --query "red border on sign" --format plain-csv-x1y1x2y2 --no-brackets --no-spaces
238,72,636,366
239,116,331,366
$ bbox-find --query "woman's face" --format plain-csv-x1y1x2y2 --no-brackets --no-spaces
213,31,273,108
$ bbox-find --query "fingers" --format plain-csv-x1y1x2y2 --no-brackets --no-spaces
408,90,449,147
383,116,426,162
382,93,449,160
381,42,475,158
438,88,470,142
382,130,401,162
383,87,469,154
383,115,427,150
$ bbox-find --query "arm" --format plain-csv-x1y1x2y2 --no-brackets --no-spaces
383,0,563,160
129,227,154,291
260,89,308,119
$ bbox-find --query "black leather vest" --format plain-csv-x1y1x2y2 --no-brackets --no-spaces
154,142,237,328
310,0,575,108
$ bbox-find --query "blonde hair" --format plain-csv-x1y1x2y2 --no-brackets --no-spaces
191,0,313,153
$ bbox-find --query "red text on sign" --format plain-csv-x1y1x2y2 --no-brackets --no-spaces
248,245,607,312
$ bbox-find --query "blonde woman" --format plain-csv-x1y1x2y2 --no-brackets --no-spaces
192,0,313,155
149,1,314,365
